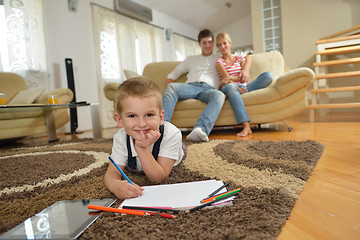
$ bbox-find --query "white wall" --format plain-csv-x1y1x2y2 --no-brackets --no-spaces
251,0,360,113
43,0,199,132
215,13,253,51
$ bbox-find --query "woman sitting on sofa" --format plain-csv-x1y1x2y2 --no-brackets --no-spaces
215,32,273,137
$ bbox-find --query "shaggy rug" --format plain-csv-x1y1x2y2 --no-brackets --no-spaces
0,138,324,239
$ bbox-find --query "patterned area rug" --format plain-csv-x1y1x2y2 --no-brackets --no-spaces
0,138,324,239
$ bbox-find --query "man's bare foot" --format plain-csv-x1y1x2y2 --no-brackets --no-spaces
236,122,252,137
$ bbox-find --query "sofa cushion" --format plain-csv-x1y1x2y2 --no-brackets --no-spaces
249,52,284,82
8,87,46,105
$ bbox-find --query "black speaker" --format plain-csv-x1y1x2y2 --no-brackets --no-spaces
65,58,82,134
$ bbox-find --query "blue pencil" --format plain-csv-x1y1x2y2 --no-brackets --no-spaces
108,156,134,185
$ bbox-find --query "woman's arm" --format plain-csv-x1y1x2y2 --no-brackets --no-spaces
240,55,252,83
216,63,240,88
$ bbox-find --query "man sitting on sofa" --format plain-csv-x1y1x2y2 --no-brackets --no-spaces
162,29,225,142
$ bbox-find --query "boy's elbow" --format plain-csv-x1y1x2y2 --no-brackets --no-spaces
148,174,167,183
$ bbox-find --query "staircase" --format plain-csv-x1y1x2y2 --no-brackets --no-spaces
309,25,360,122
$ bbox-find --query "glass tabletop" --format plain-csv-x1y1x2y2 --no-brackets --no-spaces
0,102,90,112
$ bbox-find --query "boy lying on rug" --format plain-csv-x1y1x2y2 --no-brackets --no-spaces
104,77,186,199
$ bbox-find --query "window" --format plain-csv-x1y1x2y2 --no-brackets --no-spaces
0,0,47,73
91,4,166,128
92,5,165,82
262,0,282,52
173,33,200,61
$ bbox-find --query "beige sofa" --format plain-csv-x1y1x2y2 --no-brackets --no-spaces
0,72,73,141
104,52,314,130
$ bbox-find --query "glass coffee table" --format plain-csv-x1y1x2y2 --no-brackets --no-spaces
0,102,102,142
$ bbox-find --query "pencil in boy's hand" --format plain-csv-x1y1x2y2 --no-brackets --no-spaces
108,156,134,185
186,191,239,213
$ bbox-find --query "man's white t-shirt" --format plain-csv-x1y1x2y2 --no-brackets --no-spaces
167,54,220,89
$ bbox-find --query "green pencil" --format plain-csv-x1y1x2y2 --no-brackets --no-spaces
186,191,239,213
201,188,241,203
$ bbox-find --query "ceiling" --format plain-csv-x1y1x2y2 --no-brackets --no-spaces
137,0,251,31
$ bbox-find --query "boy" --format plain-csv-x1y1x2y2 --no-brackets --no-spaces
104,77,185,199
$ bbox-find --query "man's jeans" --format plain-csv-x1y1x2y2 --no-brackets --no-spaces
221,71,273,124
162,82,225,136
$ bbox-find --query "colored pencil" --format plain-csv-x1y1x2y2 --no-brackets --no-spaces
88,205,177,219
186,191,239,213
122,205,183,213
207,181,231,197
108,156,134,185
201,188,241,203
88,204,150,216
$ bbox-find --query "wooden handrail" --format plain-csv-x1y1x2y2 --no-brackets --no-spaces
319,24,360,40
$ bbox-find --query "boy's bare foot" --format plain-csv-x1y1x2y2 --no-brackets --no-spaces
236,122,252,137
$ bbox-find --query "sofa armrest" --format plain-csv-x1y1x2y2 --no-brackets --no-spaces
104,82,120,101
35,88,74,104
274,67,315,98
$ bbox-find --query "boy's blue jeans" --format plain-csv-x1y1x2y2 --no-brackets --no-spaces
221,71,273,124
162,82,225,136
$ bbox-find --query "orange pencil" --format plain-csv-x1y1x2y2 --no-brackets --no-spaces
88,204,176,218
88,204,150,216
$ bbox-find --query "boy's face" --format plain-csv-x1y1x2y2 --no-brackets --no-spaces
114,95,164,140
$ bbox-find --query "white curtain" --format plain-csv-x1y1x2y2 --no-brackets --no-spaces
0,0,48,89
91,4,165,128
173,33,200,61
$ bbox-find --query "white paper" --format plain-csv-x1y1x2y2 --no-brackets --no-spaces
121,180,233,209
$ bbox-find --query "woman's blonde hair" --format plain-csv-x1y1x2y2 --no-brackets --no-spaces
115,77,162,114
216,32,232,45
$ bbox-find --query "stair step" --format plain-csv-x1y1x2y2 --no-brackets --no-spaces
313,57,360,67
315,71,360,79
315,45,360,55
315,34,360,45
308,103,360,109
310,86,360,93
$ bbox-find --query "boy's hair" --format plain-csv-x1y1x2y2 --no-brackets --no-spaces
216,32,232,45
115,77,162,114
198,29,214,43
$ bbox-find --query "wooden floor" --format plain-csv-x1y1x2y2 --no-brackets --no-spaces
11,112,360,239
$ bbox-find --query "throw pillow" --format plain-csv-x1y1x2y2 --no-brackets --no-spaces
124,69,140,79
8,87,46,105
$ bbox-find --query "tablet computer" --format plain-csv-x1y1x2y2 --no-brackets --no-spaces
0,198,115,239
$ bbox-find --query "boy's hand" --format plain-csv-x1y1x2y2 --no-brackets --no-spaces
135,129,161,148
115,180,144,199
